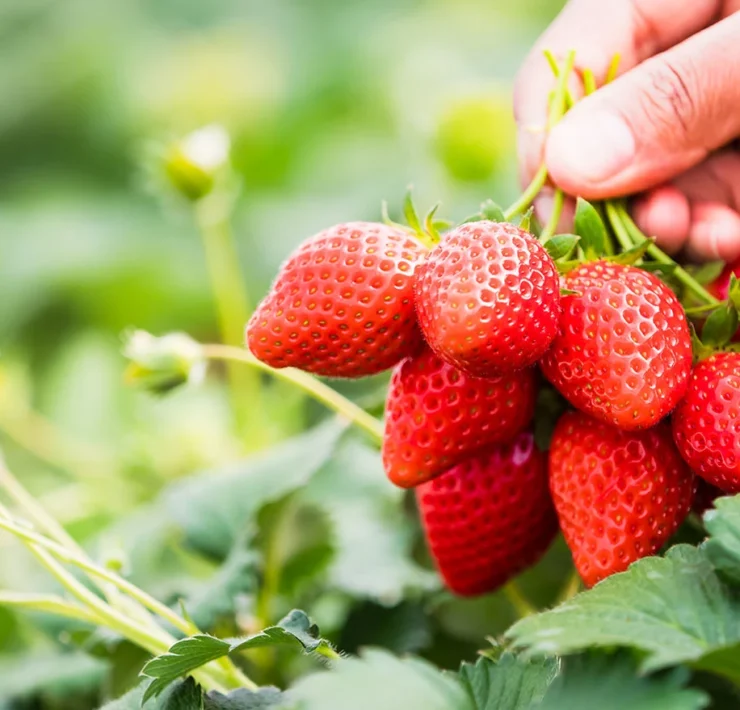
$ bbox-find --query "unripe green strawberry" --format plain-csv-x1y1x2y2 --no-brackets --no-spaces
673,353,740,493
415,221,560,376
247,222,426,378
417,433,557,596
541,261,692,430
549,411,695,587
382,347,536,488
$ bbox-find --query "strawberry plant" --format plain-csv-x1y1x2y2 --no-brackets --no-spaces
3,48,740,710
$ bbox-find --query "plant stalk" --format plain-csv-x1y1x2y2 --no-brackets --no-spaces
202,344,384,445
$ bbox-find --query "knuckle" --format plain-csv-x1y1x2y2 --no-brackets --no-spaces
638,59,697,139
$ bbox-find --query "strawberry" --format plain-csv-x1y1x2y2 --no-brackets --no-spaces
415,221,560,376
382,347,536,488
416,433,557,596
549,411,695,587
708,258,740,301
246,222,426,378
540,261,692,430
672,352,740,493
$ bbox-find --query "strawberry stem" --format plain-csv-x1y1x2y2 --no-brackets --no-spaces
540,188,564,241
609,202,720,307
503,164,548,222
604,201,639,252
201,344,385,445
503,581,536,618
503,50,576,223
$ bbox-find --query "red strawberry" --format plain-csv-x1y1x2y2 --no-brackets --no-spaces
415,221,560,376
708,258,740,300
382,347,536,488
416,433,557,596
672,352,740,493
549,411,695,587
541,261,692,430
246,222,426,377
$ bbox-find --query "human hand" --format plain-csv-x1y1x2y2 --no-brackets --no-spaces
514,0,740,261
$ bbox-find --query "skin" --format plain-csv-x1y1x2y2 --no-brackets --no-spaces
514,0,740,261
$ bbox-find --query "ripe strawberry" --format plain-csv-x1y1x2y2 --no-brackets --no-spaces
672,353,740,493
246,222,426,378
540,261,692,430
708,258,740,300
382,347,536,488
549,411,695,587
416,433,557,596
415,221,560,376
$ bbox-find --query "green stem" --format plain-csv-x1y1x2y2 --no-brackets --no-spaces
540,189,564,241
202,344,384,445
593,203,615,256
316,646,342,662
604,201,637,252
502,582,536,618
0,465,257,691
555,570,582,604
0,592,105,626
503,164,548,222
612,202,720,307
195,196,263,446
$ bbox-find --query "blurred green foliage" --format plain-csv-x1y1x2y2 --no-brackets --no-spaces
0,0,567,706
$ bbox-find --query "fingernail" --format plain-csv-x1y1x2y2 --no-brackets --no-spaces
547,111,636,185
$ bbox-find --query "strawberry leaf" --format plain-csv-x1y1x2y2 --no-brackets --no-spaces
479,200,505,223
141,637,229,703
538,654,708,710
702,303,738,348
574,199,606,259
543,235,579,261
204,687,284,709
507,545,740,684
285,649,472,710
729,274,740,311
459,654,557,710
702,494,740,585
403,188,424,235
607,238,653,265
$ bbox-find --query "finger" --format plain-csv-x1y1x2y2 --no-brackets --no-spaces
545,13,740,199
632,185,691,254
685,202,740,262
672,149,740,211
513,0,720,184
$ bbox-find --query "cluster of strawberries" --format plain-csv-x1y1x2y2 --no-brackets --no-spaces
246,216,740,595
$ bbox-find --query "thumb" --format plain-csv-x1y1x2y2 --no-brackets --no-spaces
545,12,740,199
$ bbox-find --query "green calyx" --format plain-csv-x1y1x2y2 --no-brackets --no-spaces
382,188,451,249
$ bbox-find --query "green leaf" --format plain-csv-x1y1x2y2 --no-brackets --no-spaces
543,235,579,261
507,546,740,679
574,199,606,258
702,303,739,347
162,678,204,710
204,687,284,709
607,238,653,265
230,609,335,657
285,649,473,710
480,200,505,223
703,494,740,584
141,636,229,703
459,654,558,710
539,655,708,710
729,274,740,311
403,188,423,234
300,434,437,603
519,207,534,232
164,420,344,557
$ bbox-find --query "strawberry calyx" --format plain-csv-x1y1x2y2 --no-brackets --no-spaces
381,188,450,250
